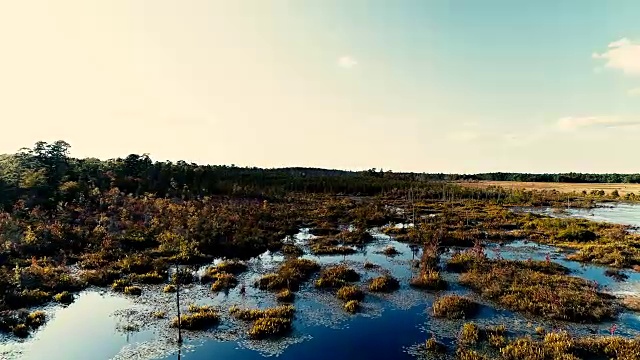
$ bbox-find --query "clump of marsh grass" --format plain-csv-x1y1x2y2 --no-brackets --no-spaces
229,305,295,321
410,268,447,290
368,275,400,293
337,285,364,302
123,285,142,295
432,295,478,319
457,258,615,322
0,310,47,338
343,300,360,314
315,265,360,288
152,311,166,319
310,243,357,255
248,317,292,339
111,279,131,292
337,228,373,245
257,259,320,291
163,284,177,293
455,348,488,360
171,305,219,330
210,273,238,292
425,337,447,353
229,305,295,339
380,246,400,256
363,261,378,269
128,271,165,284
276,289,294,302
459,322,480,345
53,291,74,304
281,244,304,256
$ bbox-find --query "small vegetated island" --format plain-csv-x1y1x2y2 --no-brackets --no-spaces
1,141,640,359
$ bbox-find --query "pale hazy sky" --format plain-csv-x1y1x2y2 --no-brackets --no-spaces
1,1,639,173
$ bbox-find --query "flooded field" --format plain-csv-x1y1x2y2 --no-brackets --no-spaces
2,203,640,360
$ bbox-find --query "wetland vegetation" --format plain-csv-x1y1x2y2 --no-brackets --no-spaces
2,141,640,359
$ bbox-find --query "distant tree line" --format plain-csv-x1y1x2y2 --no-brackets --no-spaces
1,141,637,211
455,172,640,184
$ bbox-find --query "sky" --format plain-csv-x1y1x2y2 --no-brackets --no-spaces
0,0,639,173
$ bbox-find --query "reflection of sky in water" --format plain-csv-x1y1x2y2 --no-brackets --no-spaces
516,203,640,229
4,205,640,360
0,292,155,360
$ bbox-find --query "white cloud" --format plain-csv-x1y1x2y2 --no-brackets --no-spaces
592,38,640,75
557,116,640,131
337,55,357,68
628,87,640,97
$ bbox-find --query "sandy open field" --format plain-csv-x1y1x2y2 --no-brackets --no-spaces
458,180,640,196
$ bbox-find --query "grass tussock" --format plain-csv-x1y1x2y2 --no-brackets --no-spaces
210,273,238,292
276,289,294,302
381,246,400,256
163,284,177,293
315,265,360,288
410,268,447,290
368,275,400,293
171,305,219,330
230,304,295,339
310,243,357,255
53,291,74,304
248,317,292,339
432,295,478,319
337,229,373,244
337,285,364,301
123,285,142,295
257,259,320,291
129,271,165,284
343,300,360,314
0,310,47,338
229,305,295,321
425,337,447,353
281,244,304,256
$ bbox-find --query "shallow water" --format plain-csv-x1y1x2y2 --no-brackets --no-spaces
518,202,640,229
4,203,640,360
